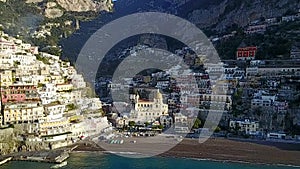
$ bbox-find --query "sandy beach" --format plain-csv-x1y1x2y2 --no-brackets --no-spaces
73,136,300,166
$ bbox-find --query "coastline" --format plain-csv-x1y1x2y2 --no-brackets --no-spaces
72,137,300,167
160,138,300,166
2,137,300,167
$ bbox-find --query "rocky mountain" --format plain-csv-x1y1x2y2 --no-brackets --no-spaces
0,0,113,52
186,0,300,31
0,0,299,57
55,0,113,12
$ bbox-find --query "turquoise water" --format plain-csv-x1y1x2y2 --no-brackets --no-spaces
1,152,298,169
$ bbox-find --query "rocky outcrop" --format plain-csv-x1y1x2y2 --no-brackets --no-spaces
24,0,114,18
25,0,43,3
0,128,19,155
45,7,64,18
56,0,113,12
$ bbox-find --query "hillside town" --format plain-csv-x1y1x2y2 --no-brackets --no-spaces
0,28,111,155
97,8,300,142
0,5,300,158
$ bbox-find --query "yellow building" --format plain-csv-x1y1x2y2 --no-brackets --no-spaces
39,119,70,136
130,89,168,123
56,83,73,92
3,101,44,124
0,69,13,87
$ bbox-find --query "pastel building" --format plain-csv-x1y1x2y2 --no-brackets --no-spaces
56,83,73,92
130,90,168,123
0,53,14,68
50,75,65,85
38,119,70,136
3,101,44,124
1,85,38,103
0,69,13,87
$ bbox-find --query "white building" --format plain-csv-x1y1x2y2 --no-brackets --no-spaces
173,113,189,133
155,80,169,89
251,90,276,108
44,102,65,122
229,119,260,135
38,83,57,105
267,132,286,139
57,90,81,105
72,74,86,89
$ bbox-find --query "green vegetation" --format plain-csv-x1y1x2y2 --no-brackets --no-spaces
214,126,221,133
152,125,164,130
41,46,62,56
13,61,20,67
231,88,243,117
144,122,150,127
216,21,300,60
35,54,51,64
0,0,104,50
192,118,202,129
128,121,136,127
99,109,105,116
85,82,98,98
37,83,45,88
66,103,77,111
0,0,40,26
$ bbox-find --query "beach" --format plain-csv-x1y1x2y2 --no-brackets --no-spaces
73,137,300,166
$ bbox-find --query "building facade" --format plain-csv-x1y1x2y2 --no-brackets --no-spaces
130,90,168,123
236,46,257,60
229,119,260,135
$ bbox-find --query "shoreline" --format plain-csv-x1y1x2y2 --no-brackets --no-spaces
69,150,300,168
72,137,300,167
160,138,300,166
2,137,300,167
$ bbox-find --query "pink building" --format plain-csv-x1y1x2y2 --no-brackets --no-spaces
1,93,26,103
1,85,38,103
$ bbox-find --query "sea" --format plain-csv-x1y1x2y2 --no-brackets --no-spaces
1,152,299,169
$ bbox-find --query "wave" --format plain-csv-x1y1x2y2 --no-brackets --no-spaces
103,151,142,155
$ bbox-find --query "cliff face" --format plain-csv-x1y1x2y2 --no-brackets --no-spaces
25,0,114,17
55,0,113,12
187,0,300,31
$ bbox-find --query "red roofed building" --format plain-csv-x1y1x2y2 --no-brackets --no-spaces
236,46,257,60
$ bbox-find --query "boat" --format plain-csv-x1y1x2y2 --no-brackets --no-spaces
0,157,12,165
51,161,68,169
